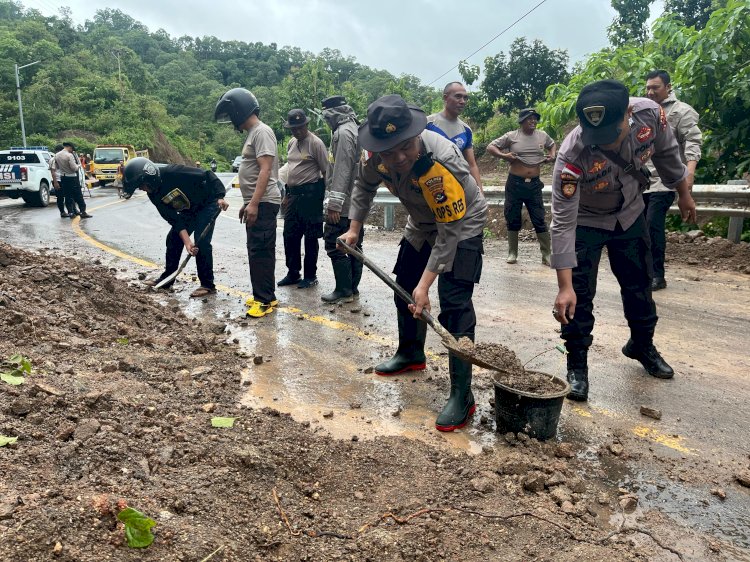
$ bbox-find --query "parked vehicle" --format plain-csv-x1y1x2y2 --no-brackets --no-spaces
231,156,242,173
0,146,54,207
92,145,136,186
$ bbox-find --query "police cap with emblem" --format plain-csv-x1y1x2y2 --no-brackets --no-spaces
575,79,630,146
322,95,347,110
358,94,427,152
284,108,310,129
518,108,541,123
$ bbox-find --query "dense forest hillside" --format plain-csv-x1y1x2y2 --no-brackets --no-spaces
0,1,440,166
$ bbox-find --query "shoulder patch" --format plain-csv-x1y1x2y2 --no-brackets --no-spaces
562,163,582,179
636,126,653,143
659,107,668,131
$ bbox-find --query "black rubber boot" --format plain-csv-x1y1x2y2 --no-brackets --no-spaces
651,277,667,291
435,344,475,432
565,347,589,401
374,313,427,376
351,259,363,299
622,339,674,378
321,259,353,303
277,273,301,287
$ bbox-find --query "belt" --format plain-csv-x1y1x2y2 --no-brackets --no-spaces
509,173,539,183
62,173,78,177
288,180,324,195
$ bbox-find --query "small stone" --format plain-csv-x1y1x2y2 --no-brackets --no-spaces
597,492,609,505
311,492,320,501
350,308,362,314
191,366,211,377
10,398,32,416
322,411,334,419
609,443,624,456
56,425,75,441
523,472,546,493
710,488,726,500
201,403,216,413
545,471,566,487
550,486,572,505
735,471,750,488
516,432,529,443
554,442,575,458
351,435,359,442
143,406,157,417
252,356,264,365
53,542,63,555
639,405,662,420
349,402,362,409
504,432,516,443
618,495,638,513
560,501,576,514
569,478,586,494
391,408,402,418
470,476,495,493
74,419,101,441
363,366,374,374
354,491,365,500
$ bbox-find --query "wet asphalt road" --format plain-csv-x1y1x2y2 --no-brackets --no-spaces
2,177,750,553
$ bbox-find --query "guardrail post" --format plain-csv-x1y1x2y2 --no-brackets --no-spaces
384,204,395,231
726,180,748,243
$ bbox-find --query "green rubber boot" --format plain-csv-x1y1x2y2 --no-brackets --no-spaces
506,231,519,264
538,231,552,266
374,313,427,376
435,340,476,432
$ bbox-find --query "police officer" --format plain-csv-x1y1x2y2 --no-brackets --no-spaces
215,88,282,318
49,144,73,218
277,109,328,290
644,69,703,291
320,95,364,304
550,79,697,401
487,108,555,265
56,142,91,218
123,157,229,298
339,95,488,432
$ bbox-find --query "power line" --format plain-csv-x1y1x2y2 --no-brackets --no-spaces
427,0,550,86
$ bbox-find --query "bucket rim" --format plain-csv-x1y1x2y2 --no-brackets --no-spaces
492,370,570,400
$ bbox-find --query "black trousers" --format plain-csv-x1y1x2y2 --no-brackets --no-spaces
504,174,546,232
643,191,675,279
159,202,219,289
246,202,280,304
283,180,325,279
393,236,483,338
60,176,85,213
323,216,364,261
561,216,657,351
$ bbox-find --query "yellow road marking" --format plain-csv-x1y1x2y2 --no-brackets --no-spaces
632,426,695,454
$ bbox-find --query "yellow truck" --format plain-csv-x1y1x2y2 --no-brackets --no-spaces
92,145,136,186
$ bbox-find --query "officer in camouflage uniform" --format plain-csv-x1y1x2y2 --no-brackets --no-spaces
339,95,488,432
550,80,696,401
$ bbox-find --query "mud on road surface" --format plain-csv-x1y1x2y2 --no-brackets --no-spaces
0,241,734,561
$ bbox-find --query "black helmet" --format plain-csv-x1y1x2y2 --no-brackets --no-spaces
214,88,260,130
123,157,161,197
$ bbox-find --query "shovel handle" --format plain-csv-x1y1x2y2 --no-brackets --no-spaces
336,237,456,344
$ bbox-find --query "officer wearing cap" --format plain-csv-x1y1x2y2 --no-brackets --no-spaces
550,79,696,402
487,108,555,265
277,108,329,290
320,95,365,304
644,69,703,291
56,142,91,218
339,94,488,432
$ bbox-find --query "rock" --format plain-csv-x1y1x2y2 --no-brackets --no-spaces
554,442,575,458
354,491,365,500
639,405,662,420
53,542,63,555
735,470,750,488
546,471,567,487
143,406,157,417
74,419,101,441
137,272,147,280
597,492,609,505
523,472,546,493
363,366,374,374
569,478,586,494
349,402,362,409
31,382,64,396
470,476,495,493
618,495,638,513
0,502,17,520
351,435,359,442
686,229,704,240
101,362,117,373
252,356,264,365
201,403,216,413
391,407,402,418
350,308,362,314
560,501,576,515
516,432,530,443
10,398,32,416
56,425,75,441
322,411,334,419
550,486,572,505
710,488,726,500
609,443,624,456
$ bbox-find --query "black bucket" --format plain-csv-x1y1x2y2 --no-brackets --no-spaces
493,371,570,440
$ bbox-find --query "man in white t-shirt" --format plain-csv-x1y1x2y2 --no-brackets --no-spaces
215,88,281,318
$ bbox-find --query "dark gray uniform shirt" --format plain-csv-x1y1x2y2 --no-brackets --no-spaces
323,106,360,217
550,97,687,270
350,130,487,274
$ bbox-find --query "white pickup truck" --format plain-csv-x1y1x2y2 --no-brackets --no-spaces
0,146,55,207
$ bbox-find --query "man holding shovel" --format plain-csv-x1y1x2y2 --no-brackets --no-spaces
123,157,229,298
339,94,488,432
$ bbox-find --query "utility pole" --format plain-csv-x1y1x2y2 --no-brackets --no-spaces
15,60,40,147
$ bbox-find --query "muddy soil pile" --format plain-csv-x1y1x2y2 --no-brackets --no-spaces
0,243,698,561
667,231,750,274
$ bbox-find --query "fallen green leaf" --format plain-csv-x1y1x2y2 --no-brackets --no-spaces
1,372,25,386
0,435,18,447
211,417,236,428
116,337,130,346
117,507,156,548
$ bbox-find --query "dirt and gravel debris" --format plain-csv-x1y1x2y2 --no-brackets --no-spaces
0,242,721,561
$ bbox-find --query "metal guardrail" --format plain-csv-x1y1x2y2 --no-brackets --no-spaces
374,183,750,243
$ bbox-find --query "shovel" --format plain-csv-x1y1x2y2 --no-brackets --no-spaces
336,238,505,371
154,209,222,290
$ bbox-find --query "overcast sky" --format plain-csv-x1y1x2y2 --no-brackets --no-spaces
22,0,666,87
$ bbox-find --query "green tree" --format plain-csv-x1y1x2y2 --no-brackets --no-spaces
664,0,726,29
481,38,570,112
608,0,654,46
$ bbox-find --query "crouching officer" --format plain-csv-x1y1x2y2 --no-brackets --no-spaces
550,79,696,401
339,95,488,432
123,157,229,298
321,95,364,304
